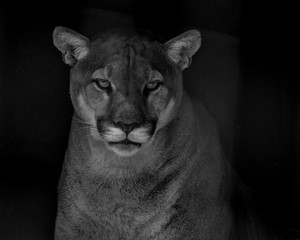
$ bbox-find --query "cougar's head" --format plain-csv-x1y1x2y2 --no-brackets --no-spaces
53,27,201,157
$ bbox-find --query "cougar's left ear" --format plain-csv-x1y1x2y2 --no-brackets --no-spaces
165,30,201,71
53,26,90,66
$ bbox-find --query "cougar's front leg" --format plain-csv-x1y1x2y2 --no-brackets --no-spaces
55,205,117,240
55,208,79,240
54,205,93,240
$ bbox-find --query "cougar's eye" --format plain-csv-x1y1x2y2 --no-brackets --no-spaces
93,78,111,91
145,81,161,92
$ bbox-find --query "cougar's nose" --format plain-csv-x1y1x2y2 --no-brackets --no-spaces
114,122,139,135
112,102,144,133
112,101,144,134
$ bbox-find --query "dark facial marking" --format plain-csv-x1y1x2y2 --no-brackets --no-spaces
158,156,178,172
142,168,181,201
163,202,187,230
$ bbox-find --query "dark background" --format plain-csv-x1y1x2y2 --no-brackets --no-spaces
0,1,299,239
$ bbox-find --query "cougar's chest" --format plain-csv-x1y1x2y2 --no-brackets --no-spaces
72,191,175,239
70,168,182,239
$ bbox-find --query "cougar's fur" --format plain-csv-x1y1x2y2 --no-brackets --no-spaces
53,27,269,240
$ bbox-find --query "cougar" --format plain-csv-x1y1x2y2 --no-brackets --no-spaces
52,26,270,239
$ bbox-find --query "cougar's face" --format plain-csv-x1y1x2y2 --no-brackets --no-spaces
72,33,181,157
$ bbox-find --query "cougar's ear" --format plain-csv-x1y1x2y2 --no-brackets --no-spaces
53,26,90,66
165,30,201,71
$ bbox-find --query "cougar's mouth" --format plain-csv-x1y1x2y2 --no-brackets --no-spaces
96,119,157,157
108,139,142,147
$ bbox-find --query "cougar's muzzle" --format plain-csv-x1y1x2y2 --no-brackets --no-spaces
96,101,157,157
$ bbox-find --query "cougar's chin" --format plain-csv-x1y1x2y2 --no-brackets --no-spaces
107,139,142,157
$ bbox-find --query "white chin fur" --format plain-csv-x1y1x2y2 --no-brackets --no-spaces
107,145,140,157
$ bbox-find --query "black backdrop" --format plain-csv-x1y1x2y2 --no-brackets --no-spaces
0,1,299,239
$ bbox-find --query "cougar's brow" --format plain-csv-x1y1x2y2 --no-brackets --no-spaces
121,40,144,96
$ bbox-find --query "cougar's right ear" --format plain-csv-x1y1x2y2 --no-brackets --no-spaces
53,26,90,66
